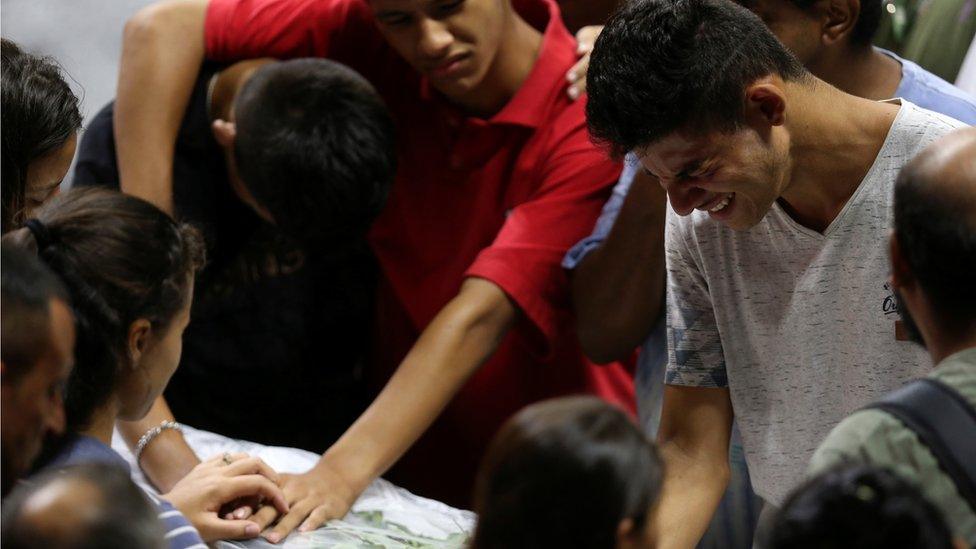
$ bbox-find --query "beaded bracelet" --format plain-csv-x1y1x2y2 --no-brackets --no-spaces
134,420,183,463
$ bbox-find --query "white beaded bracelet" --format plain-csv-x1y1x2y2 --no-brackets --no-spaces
134,420,183,462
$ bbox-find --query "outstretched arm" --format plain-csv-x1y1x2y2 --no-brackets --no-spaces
115,0,208,213
252,278,518,543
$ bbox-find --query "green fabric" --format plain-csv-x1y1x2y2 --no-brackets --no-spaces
875,0,976,81
808,348,976,545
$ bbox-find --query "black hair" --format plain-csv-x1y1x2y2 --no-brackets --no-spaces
1,38,82,234
1,188,205,433
768,465,955,549
1,463,165,549
894,140,976,330
233,58,396,247
586,0,808,158
1,242,70,382
471,396,664,549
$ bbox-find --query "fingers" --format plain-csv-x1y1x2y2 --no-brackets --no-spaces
196,516,262,542
216,475,289,514
225,504,254,520
250,502,280,531
263,502,314,544
575,24,603,51
223,456,280,484
566,56,589,100
298,505,335,533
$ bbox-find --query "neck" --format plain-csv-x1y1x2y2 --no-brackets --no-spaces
450,10,542,116
209,58,276,122
808,46,902,102
80,400,119,446
777,79,900,232
924,323,976,366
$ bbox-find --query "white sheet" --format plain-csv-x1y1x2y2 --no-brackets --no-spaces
112,426,475,548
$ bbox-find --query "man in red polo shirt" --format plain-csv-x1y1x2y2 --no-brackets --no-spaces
115,0,633,541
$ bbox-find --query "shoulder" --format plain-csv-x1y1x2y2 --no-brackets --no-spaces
896,55,976,125
808,408,912,474
889,101,969,157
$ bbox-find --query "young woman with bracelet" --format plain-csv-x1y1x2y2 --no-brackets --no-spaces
4,188,288,546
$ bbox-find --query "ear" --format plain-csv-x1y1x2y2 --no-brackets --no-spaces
211,119,237,149
744,79,788,128
820,0,858,46
615,517,636,549
888,231,915,291
126,319,152,367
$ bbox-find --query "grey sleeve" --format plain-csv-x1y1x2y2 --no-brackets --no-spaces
664,209,729,387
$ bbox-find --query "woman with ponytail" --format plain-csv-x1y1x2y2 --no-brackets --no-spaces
3,187,287,545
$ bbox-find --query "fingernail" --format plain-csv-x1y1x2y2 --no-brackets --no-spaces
568,86,579,99
235,509,247,519
245,524,260,536
567,71,576,82
265,533,280,544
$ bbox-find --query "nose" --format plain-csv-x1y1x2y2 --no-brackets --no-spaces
417,17,452,60
663,180,705,216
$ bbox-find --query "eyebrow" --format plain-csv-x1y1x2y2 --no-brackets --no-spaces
642,158,707,180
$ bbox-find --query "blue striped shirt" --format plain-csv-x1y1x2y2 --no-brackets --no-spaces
40,435,206,549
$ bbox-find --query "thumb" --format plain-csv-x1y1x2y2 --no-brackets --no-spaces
197,516,263,542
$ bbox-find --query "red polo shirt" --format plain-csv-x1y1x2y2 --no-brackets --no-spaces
206,0,635,506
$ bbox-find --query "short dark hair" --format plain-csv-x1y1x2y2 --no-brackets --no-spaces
233,59,396,247
1,243,70,382
894,146,976,329
471,397,664,549
1,39,82,234
586,0,807,158
768,465,954,549
1,463,165,549
2,188,205,433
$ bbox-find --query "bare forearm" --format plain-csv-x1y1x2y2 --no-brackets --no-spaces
574,171,667,363
319,279,516,492
115,0,207,213
654,441,730,549
118,396,200,492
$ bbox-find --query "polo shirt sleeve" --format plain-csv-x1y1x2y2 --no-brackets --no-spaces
205,0,374,62
664,208,729,387
465,106,621,354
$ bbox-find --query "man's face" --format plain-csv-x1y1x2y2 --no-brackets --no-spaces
744,0,823,66
1,299,75,491
370,0,507,99
637,127,791,231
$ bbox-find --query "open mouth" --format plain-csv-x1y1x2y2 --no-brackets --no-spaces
709,193,734,213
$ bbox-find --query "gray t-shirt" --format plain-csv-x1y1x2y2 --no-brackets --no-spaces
664,101,967,505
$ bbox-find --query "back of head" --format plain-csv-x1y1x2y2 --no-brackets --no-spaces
767,465,954,549
893,127,976,330
1,463,165,549
471,396,663,549
1,38,82,233
586,0,807,157
233,58,396,247
1,242,69,382
1,187,205,434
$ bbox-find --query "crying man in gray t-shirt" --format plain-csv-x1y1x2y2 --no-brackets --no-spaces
582,0,969,546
